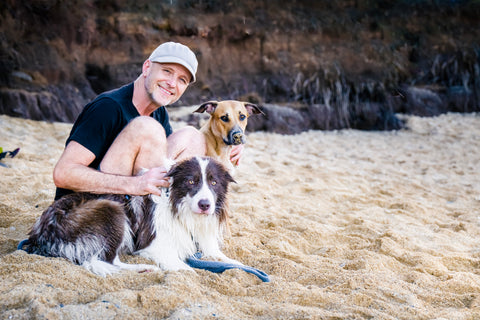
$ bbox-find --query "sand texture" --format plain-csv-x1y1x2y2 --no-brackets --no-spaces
1,112,480,319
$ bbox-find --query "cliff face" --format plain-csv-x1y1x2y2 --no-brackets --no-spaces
1,0,479,131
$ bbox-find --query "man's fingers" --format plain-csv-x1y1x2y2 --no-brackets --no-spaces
230,144,244,166
230,154,240,166
136,167,171,195
157,178,170,188
149,187,163,196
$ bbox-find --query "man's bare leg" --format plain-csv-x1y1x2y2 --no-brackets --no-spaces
99,116,168,176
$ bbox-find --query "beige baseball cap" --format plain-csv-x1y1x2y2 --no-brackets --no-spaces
148,42,198,83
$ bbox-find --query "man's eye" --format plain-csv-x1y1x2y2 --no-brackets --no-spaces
220,115,229,122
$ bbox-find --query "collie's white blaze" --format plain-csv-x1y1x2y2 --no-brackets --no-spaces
189,157,216,215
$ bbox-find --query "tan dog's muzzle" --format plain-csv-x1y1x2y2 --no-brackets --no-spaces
227,125,246,145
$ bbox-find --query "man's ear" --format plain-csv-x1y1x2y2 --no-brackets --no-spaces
194,101,219,114
142,59,152,77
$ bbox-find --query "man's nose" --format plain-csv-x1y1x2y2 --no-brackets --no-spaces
166,76,176,87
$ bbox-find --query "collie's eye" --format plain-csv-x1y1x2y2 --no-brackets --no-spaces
211,181,217,186
188,180,195,185
239,114,246,121
220,115,229,122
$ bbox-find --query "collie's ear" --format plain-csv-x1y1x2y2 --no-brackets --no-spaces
194,101,218,114
244,102,265,116
225,170,236,184
166,164,179,178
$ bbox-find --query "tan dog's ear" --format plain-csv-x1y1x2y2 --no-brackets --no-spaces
194,101,218,114
244,103,265,116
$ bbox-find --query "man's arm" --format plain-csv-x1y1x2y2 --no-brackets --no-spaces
53,141,168,196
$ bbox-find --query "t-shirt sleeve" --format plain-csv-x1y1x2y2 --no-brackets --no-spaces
67,97,123,159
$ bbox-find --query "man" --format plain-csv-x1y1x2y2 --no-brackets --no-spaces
53,41,243,200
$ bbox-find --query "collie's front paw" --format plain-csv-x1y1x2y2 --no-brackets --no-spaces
137,265,161,273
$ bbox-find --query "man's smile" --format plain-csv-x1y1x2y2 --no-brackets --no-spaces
159,85,174,96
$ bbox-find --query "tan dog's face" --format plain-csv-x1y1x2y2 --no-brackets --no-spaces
194,100,264,145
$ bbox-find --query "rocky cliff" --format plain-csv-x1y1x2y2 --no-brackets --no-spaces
1,0,479,133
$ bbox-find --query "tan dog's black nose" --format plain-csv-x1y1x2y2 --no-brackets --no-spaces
233,132,244,145
228,126,246,145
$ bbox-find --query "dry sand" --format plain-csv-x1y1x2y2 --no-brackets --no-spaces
0,111,480,319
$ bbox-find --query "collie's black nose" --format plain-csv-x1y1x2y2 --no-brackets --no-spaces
198,199,211,211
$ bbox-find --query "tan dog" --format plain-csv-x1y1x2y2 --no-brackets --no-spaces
194,100,264,171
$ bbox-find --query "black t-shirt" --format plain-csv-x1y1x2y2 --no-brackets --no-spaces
55,82,172,200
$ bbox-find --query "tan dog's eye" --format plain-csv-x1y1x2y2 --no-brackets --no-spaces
220,115,229,122
239,114,246,121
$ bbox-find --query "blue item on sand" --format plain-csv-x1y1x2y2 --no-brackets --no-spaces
0,147,20,167
17,239,29,250
186,252,271,282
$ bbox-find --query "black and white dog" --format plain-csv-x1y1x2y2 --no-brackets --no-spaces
21,156,241,276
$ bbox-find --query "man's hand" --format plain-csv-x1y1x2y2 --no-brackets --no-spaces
135,166,170,196
230,144,244,166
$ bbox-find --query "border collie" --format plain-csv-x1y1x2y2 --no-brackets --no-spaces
21,156,240,276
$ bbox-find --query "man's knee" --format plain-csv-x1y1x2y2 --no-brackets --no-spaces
179,126,204,143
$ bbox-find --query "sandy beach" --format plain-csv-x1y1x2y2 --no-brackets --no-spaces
1,111,479,319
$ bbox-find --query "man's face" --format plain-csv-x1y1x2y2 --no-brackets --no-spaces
144,62,191,106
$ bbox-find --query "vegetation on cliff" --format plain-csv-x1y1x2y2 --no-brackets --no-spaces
1,0,479,132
